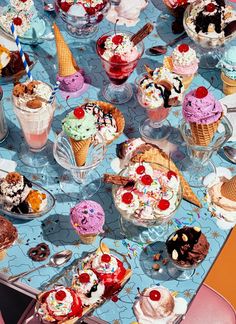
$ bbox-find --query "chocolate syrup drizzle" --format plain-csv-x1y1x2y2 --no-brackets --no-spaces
83,103,116,130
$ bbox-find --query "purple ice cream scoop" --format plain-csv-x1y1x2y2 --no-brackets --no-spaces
70,200,105,235
183,89,223,124
57,71,85,92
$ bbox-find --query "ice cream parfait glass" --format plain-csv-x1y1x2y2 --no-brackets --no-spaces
183,1,236,68
179,116,233,188
96,31,144,104
53,131,106,199
55,0,111,38
12,81,56,168
165,226,210,281
112,162,182,243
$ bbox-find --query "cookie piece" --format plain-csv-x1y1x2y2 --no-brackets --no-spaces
13,83,27,97
28,243,50,262
26,99,42,109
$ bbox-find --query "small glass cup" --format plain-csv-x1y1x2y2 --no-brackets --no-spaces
53,131,106,199
96,31,144,104
112,162,182,243
13,84,56,168
183,2,236,68
178,116,233,188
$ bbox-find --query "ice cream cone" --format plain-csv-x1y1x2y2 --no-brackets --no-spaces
221,176,236,202
163,57,174,71
69,137,91,166
0,249,6,260
190,116,222,146
79,233,97,244
181,74,194,90
53,23,78,77
221,72,236,95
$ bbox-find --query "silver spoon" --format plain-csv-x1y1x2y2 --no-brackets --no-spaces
8,250,73,283
149,32,188,55
223,146,236,164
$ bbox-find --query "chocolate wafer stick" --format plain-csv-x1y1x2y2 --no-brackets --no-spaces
103,174,135,187
131,23,154,46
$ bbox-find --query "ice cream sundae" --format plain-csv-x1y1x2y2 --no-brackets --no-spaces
164,43,199,90
166,226,210,267
106,0,148,27
182,86,223,146
0,0,46,39
109,162,182,227
133,285,188,324
0,215,18,260
217,46,236,95
13,81,56,151
36,286,83,322
53,23,87,93
72,269,105,306
80,101,125,144
0,172,47,214
207,175,236,223
62,107,97,166
184,0,236,48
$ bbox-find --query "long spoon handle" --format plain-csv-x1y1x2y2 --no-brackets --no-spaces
168,32,188,46
8,264,47,283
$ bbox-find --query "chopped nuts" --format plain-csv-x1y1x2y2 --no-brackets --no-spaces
153,253,161,261
172,234,178,241
172,249,178,260
162,258,169,265
193,226,201,232
182,234,188,242
5,172,21,184
152,263,160,271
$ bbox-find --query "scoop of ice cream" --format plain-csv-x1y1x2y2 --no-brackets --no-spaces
62,108,97,141
0,215,18,251
70,200,105,235
0,45,10,70
67,3,87,16
171,43,199,75
138,76,165,109
183,87,223,124
57,71,85,92
133,286,175,323
217,46,236,80
166,226,210,267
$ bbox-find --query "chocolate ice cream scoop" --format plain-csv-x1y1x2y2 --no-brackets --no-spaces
0,215,18,251
166,226,209,267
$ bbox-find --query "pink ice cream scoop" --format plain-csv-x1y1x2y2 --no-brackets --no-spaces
57,71,85,93
171,44,199,76
183,87,223,124
70,200,105,235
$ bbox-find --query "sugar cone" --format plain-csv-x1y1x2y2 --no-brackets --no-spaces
69,137,91,166
53,23,78,77
221,72,236,95
221,176,236,202
190,115,222,146
79,233,97,244
181,74,194,90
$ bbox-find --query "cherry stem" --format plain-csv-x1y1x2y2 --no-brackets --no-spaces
114,19,119,35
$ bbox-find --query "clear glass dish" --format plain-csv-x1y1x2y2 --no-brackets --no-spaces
55,0,111,38
0,53,37,85
0,181,55,220
0,15,54,45
37,245,132,322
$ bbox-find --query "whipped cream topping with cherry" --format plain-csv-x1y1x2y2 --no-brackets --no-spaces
115,163,181,221
172,43,198,67
92,253,119,274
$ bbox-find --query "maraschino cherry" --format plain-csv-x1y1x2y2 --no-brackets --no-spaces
206,3,216,12
55,290,66,301
20,0,27,2
167,170,177,180
79,273,90,284
74,107,85,119
122,192,133,204
60,2,71,12
149,289,161,301
112,35,123,45
101,254,111,263
178,44,189,53
141,175,153,186
136,165,145,175
158,199,170,211
13,17,22,26
195,86,208,99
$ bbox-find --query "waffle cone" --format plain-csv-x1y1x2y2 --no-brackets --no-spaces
69,137,91,166
190,115,222,146
79,233,97,244
91,101,125,145
182,74,194,90
221,176,236,202
221,72,236,95
53,23,78,77
131,146,202,208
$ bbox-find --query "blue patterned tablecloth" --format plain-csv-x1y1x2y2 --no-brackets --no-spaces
0,1,235,323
